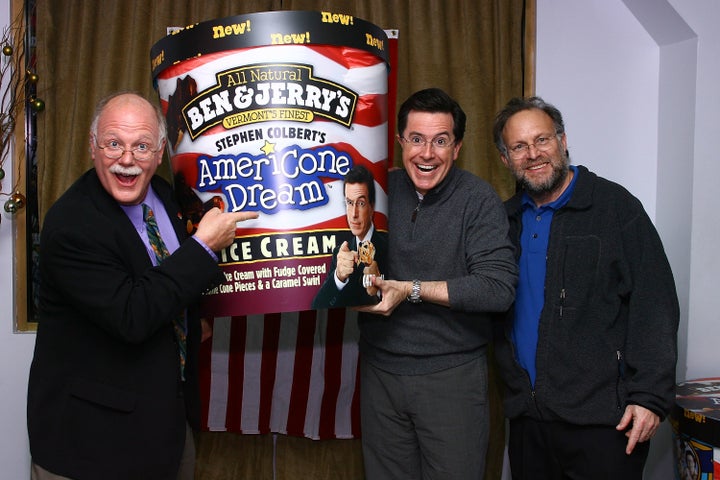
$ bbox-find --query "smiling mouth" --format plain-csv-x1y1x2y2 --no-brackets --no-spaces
527,162,548,171
115,173,138,185
416,164,436,172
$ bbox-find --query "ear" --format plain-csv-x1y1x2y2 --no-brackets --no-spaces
500,154,511,169
452,140,463,161
157,139,167,165
88,134,96,158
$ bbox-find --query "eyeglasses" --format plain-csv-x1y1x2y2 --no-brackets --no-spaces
507,134,558,159
94,136,160,161
346,198,368,209
400,135,455,150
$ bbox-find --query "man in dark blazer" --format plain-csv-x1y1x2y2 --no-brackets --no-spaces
312,165,388,309
27,92,257,480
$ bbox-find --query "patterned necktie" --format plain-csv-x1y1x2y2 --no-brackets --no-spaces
143,204,187,380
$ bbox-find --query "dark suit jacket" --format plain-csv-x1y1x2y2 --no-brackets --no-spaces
27,169,223,480
311,229,388,309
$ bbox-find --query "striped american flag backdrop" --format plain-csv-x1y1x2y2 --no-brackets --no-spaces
200,308,361,439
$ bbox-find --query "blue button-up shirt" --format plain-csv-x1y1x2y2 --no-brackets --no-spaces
512,165,578,386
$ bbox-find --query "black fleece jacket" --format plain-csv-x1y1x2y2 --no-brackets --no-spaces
495,165,679,426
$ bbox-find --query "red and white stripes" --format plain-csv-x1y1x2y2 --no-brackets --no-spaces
200,309,361,439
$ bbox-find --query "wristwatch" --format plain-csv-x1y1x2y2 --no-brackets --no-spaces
407,279,422,304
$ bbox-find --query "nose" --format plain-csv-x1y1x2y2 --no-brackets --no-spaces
419,141,435,157
117,149,136,164
526,143,542,158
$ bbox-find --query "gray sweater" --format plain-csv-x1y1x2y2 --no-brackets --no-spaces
359,166,517,375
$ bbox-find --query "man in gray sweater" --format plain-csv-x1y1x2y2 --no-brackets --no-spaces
358,88,517,479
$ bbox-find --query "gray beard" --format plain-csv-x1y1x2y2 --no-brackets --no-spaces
523,167,566,196
522,153,570,197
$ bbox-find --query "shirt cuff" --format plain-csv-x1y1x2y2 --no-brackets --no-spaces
334,271,349,290
191,235,219,262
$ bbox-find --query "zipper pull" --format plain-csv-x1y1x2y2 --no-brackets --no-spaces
411,200,421,222
559,288,566,317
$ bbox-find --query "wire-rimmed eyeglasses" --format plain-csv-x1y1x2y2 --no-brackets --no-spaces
507,134,559,159
94,135,160,161
400,135,455,150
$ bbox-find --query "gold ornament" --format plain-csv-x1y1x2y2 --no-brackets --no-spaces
3,198,17,214
2,44,12,56
31,98,45,112
11,191,25,209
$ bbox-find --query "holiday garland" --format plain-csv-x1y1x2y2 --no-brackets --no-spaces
0,10,43,222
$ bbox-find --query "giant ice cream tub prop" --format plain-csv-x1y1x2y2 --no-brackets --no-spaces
151,11,390,316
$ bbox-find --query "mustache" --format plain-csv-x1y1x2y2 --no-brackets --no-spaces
109,164,143,176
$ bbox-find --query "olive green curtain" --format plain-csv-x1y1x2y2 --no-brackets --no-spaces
33,1,532,479
36,0,528,218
